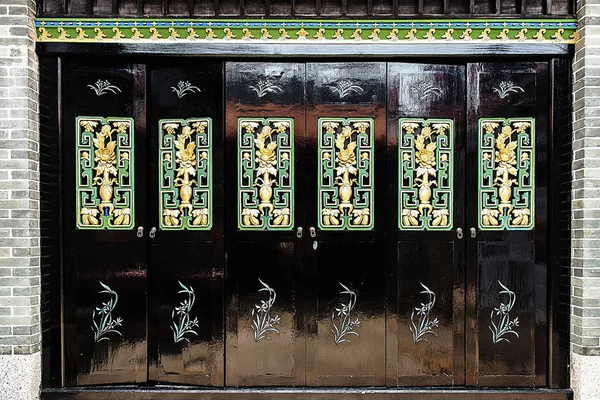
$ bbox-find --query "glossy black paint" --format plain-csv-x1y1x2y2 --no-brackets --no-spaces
62,60,148,385
466,62,549,386
225,62,307,386
305,62,387,386
386,63,466,386
147,63,225,386
43,57,572,394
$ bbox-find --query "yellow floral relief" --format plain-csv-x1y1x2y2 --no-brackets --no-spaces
241,121,291,227
321,121,371,227
162,121,209,227
481,121,532,227
79,120,131,226
401,122,450,228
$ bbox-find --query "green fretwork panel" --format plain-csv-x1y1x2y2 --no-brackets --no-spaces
160,118,212,230
318,118,374,231
76,116,134,229
398,118,453,231
238,118,294,230
479,118,535,230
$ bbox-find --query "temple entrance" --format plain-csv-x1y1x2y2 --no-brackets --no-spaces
61,59,549,388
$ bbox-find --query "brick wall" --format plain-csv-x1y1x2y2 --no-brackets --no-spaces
572,0,600,399
0,0,41,398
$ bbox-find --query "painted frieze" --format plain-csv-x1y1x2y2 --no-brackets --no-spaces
36,19,577,44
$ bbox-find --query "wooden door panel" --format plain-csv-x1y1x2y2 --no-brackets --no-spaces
394,241,457,386
476,241,539,385
227,241,301,386
62,61,147,385
148,64,225,386
466,62,548,387
306,62,386,387
225,62,306,386
386,63,466,387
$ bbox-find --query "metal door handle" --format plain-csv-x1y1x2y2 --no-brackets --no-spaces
310,227,316,238
297,227,303,238
149,227,157,239
137,226,144,238
456,227,463,240
470,227,476,238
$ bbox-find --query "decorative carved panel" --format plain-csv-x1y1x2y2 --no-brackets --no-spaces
318,118,374,230
479,118,535,230
398,118,453,231
76,116,134,229
160,118,212,230
238,118,294,230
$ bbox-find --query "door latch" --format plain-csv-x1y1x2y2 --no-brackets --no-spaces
456,227,463,240
136,226,144,238
310,227,316,238
470,227,477,238
296,227,303,238
149,227,157,239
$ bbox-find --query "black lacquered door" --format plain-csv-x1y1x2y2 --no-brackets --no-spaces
466,62,549,387
385,63,466,386
62,60,148,385
305,62,387,386
225,62,307,386
148,63,225,385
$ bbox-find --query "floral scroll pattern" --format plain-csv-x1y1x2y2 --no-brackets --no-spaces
410,283,440,344
319,118,374,230
251,279,281,342
479,118,534,230
489,281,520,344
171,281,200,343
160,118,212,230
91,282,123,343
238,118,294,230
331,283,361,344
399,119,453,230
77,117,134,229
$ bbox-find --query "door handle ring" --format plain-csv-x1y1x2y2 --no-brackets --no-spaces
470,227,477,238
297,227,303,239
310,227,316,238
136,226,144,238
149,227,157,239
456,227,463,240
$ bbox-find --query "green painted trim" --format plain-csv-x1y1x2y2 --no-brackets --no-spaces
35,18,576,44
398,118,453,231
76,116,134,230
238,118,295,231
478,117,535,231
318,117,374,231
159,118,212,230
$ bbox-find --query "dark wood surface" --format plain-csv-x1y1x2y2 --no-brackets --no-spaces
466,62,549,386
62,60,148,385
50,58,569,390
305,62,387,386
386,62,466,386
224,62,307,386
147,62,225,386
38,0,574,17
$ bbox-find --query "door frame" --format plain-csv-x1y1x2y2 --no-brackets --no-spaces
38,53,573,392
